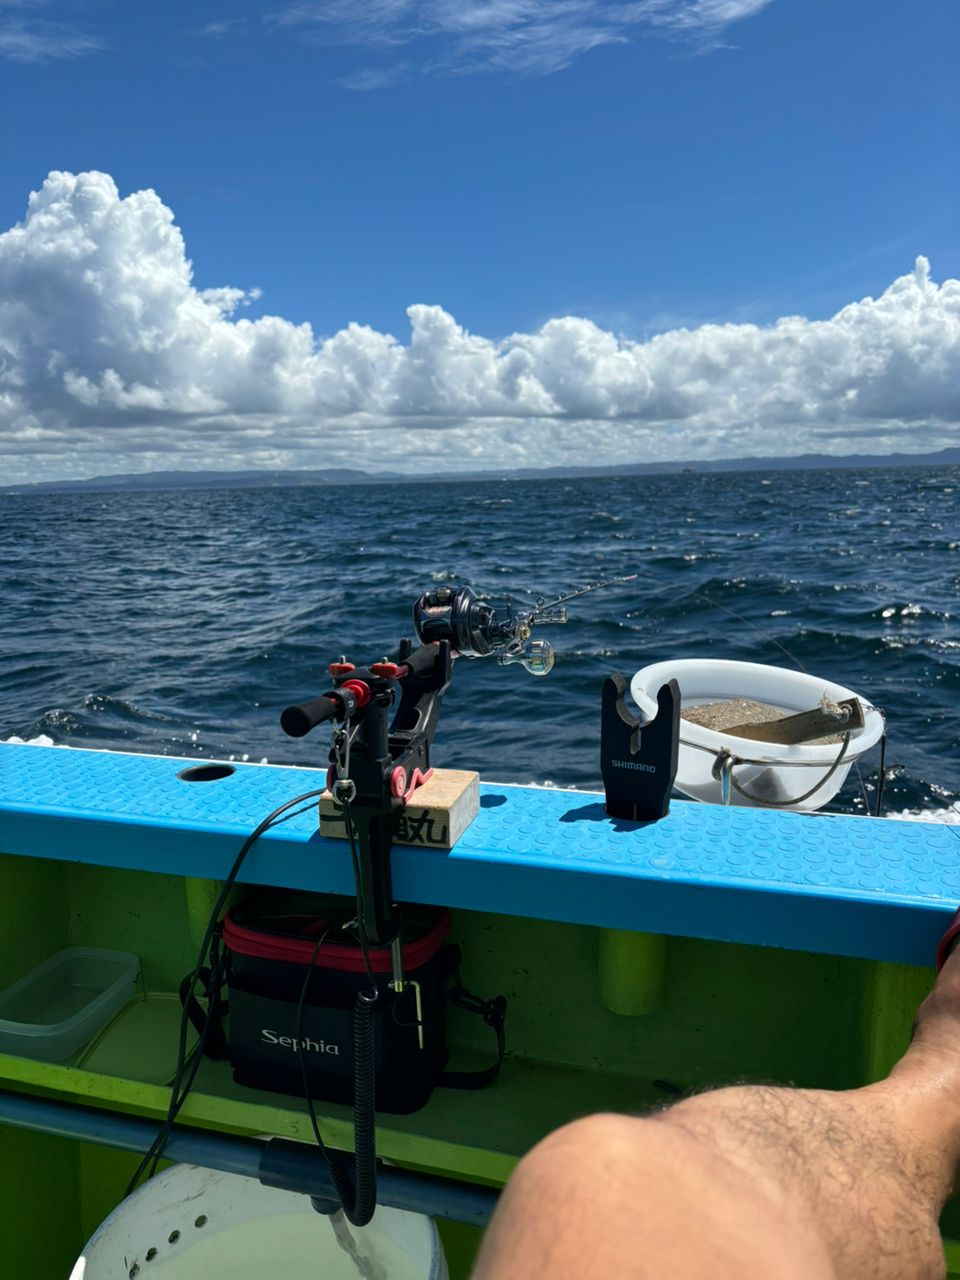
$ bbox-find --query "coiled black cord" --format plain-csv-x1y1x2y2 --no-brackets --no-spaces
295,940,379,1226
295,799,380,1227
328,991,379,1226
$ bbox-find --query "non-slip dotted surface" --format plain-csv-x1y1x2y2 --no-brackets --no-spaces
2,743,958,964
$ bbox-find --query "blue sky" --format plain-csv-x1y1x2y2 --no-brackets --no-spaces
1,0,958,482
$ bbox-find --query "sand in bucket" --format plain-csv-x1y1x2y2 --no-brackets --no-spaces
681,698,844,744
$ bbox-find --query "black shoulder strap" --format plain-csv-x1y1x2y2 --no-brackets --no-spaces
178,934,229,1061
439,949,507,1091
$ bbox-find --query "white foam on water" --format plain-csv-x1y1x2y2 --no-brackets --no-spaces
1,736,272,766
884,806,960,825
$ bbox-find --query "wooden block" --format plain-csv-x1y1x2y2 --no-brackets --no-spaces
319,768,480,850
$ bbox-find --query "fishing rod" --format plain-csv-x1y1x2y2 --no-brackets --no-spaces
281,575,639,943
271,575,638,1223
410,575,639,676
148,576,636,1231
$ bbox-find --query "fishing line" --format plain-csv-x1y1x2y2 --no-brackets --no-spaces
682,586,808,674
620,564,809,672
852,760,872,813
343,799,376,990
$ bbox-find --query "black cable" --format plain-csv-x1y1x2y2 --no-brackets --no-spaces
295,928,333,1170
130,753,390,1216
875,733,887,817
125,788,327,1196
133,794,324,1188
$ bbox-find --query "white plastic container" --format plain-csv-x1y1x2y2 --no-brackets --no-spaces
71,1163,448,1280
630,659,885,811
0,947,140,1063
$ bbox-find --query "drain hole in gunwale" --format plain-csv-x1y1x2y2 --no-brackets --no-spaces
177,764,236,783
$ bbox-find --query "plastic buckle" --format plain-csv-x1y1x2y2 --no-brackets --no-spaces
483,995,507,1032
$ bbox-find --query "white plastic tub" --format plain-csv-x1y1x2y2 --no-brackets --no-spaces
0,947,140,1062
630,659,884,811
71,1164,448,1280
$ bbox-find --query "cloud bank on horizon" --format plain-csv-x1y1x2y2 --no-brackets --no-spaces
1,171,958,484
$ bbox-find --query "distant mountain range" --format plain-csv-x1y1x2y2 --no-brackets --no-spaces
3,447,959,495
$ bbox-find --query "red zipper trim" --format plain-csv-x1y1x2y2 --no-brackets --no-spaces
222,910,451,973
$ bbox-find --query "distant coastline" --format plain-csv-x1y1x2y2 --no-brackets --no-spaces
3,447,958,496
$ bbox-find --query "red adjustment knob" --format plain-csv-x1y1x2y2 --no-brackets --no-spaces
328,661,355,676
370,662,401,679
340,678,372,709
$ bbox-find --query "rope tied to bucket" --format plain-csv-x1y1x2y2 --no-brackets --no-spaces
710,731,853,808
697,692,869,808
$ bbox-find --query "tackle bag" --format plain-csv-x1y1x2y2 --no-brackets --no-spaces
183,890,506,1115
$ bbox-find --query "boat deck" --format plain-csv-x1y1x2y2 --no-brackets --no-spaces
2,741,958,965
3,741,960,1274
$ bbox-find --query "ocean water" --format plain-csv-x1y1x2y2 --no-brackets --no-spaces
2,466,958,820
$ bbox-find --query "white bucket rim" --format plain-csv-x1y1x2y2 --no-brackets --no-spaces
70,1163,444,1280
630,658,885,765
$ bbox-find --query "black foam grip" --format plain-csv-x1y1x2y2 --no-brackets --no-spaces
280,694,339,738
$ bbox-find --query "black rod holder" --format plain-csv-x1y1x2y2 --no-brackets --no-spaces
600,674,680,822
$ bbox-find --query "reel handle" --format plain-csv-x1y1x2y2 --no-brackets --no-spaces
497,637,555,676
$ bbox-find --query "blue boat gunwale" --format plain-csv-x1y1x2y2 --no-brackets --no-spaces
1,741,958,966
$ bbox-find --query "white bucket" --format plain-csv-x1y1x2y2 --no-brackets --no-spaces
630,659,885,811
70,1164,448,1280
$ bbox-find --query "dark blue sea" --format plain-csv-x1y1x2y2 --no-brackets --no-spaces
2,467,958,820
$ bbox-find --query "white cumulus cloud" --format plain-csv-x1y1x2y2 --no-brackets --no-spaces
0,169,958,484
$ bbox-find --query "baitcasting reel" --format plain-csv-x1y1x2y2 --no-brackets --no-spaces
412,578,636,676
280,576,636,943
